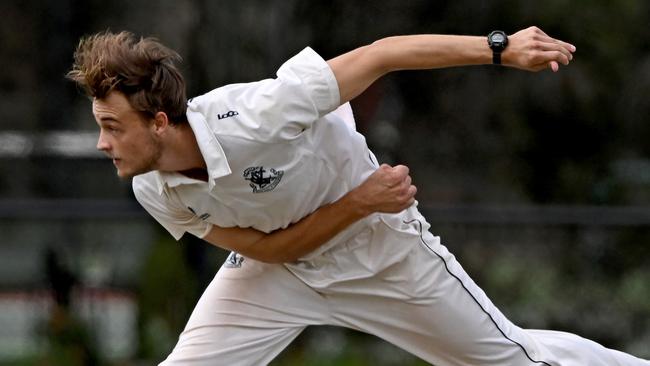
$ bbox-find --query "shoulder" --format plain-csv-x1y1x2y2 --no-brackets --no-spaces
187,47,336,113
277,47,333,77
186,47,340,140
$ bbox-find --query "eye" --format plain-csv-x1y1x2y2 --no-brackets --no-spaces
105,125,120,134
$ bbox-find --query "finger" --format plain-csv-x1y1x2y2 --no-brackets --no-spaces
390,165,410,184
408,184,417,197
536,33,576,54
535,50,569,67
395,175,413,197
393,164,409,176
534,40,573,62
541,35,576,53
555,40,576,54
402,175,412,187
397,184,417,202
550,50,569,65
530,59,558,72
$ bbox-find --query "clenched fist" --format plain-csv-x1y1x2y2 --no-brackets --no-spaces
348,164,417,216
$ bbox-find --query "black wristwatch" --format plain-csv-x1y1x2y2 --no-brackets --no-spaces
487,30,508,65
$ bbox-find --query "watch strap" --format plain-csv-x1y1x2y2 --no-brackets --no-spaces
493,51,502,65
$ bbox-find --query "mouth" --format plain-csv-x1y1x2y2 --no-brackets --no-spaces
112,158,121,166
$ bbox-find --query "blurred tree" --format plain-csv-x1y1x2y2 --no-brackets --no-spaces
41,247,101,366
136,232,200,361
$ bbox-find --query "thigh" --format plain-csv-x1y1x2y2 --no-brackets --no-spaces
327,222,552,366
160,253,330,366
327,221,650,366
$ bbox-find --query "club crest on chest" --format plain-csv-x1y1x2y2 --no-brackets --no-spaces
243,166,284,193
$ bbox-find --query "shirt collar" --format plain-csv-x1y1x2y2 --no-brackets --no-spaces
154,106,232,195
155,171,198,195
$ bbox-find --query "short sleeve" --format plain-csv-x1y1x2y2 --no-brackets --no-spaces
187,47,341,141
274,47,341,120
132,175,212,241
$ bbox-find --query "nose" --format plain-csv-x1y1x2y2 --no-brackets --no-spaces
96,131,111,152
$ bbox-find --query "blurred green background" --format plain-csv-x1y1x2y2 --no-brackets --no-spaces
0,0,649,365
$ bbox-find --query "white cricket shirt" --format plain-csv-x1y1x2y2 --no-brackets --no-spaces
133,47,386,256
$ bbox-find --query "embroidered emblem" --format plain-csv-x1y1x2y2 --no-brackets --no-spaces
217,110,239,120
187,207,211,221
243,166,284,193
224,252,244,268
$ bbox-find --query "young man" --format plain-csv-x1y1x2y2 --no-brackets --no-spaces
68,27,649,365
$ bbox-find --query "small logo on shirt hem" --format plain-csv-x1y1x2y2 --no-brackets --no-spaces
187,207,211,221
224,252,244,268
243,166,284,193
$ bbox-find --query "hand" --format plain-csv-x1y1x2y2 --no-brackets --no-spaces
348,164,417,216
502,26,576,72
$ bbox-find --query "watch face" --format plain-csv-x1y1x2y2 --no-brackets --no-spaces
492,34,505,43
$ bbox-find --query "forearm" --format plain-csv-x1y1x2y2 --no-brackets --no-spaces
255,193,368,262
328,34,490,103
204,192,369,263
373,35,490,72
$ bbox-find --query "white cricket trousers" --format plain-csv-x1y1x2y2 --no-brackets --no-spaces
160,211,650,366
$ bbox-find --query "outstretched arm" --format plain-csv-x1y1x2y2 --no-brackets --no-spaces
202,164,416,263
328,26,577,104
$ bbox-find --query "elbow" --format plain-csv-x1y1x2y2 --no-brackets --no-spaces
369,38,399,73
345,41,392,76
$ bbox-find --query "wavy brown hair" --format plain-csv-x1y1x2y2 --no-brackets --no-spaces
67,31,188,124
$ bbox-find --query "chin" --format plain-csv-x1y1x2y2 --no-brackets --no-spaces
115,169,131,179
115,166,135,179
117,166,154,179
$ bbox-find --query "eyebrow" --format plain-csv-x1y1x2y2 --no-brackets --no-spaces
98,116,120,123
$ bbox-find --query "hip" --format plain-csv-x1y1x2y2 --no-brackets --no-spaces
285,204,437,289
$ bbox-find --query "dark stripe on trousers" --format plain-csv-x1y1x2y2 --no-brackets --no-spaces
403,219,552,366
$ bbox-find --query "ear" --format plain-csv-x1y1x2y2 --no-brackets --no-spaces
151,111,170,135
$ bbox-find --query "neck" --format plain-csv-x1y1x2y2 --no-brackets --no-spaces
156,123,207,174
177,167,209,182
